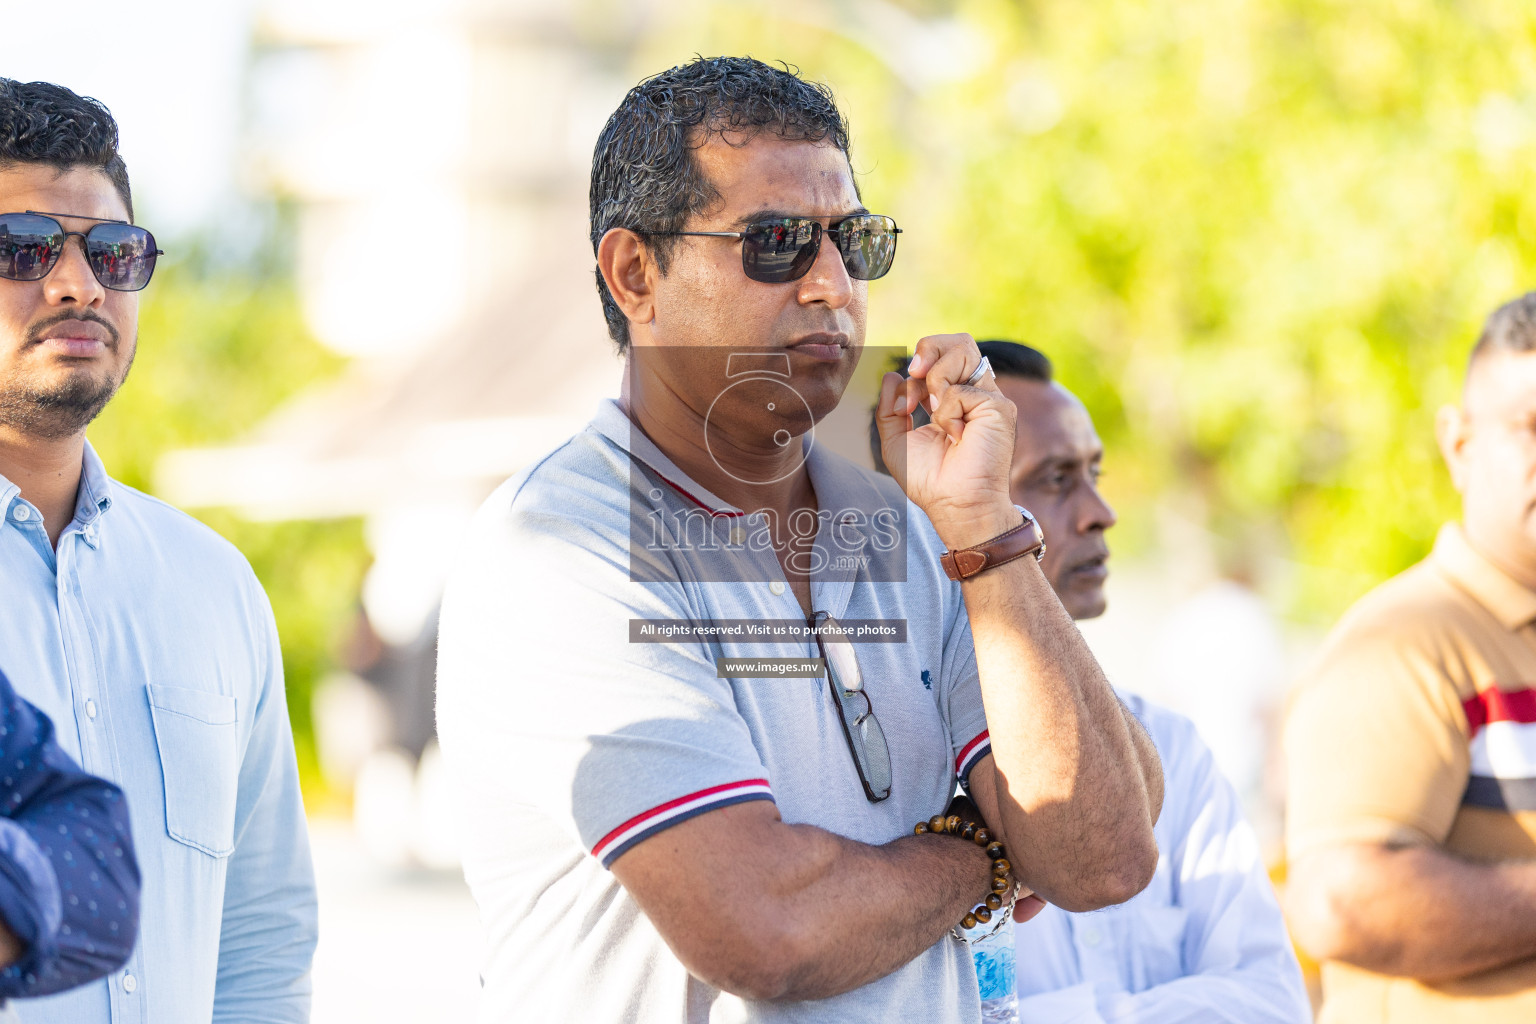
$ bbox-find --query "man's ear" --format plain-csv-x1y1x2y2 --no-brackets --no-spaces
1435,403,1471,494
597,228,657,335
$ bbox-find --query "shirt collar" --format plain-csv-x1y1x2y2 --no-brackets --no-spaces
1432,522,1536,631
0,440,113,533
587,398,888,532
589,399,745,517
75,440,114,526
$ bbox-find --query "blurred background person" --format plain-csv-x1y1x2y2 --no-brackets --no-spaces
1285,292,1536,1022
0,668,139,1019
876,341,1310,1022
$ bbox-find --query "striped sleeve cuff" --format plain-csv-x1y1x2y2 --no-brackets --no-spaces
591,779,774,868
955,730,991,786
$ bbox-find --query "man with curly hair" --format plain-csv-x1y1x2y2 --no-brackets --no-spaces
438,56,1163,1022
0,80,317,1023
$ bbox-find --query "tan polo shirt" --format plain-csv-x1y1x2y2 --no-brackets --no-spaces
1286,523,1536,1022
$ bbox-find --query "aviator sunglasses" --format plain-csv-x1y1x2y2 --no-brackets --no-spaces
654,213,901,284
0,211,163,292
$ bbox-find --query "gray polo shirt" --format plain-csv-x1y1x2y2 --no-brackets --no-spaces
436,399,992,1023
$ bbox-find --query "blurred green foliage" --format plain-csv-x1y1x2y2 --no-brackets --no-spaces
642,0,1536,620
87,235,369,779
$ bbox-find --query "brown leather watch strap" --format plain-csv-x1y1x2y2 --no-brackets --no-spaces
939,513,1046,581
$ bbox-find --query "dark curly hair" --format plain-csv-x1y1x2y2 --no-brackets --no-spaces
0,79,132,220
589,56,852,352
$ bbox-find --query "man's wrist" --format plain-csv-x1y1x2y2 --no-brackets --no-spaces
910,829,995,896
929,502,1024,553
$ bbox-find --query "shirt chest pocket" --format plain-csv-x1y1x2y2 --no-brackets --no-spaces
146,684,239,858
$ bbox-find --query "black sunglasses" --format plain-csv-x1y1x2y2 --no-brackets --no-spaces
0,211,162,292
655,214,901,284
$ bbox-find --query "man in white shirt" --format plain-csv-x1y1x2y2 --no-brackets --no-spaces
980,341,1311,1022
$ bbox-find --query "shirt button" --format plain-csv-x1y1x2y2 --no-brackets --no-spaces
86,699,97,720
122,972,136,993
1082,928,1102,948
11,505,29,522
769,581,786,596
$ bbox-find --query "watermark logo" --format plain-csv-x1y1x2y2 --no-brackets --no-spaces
703,353,814,485
625,345,910,584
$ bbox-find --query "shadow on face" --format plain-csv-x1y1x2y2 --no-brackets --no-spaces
996,376,1117,620
635,136,867,441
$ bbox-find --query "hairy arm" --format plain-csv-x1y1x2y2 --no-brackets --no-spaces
875,337,1162,913
610,799,994,1001
1289,842,1536,981
960,550,1163,911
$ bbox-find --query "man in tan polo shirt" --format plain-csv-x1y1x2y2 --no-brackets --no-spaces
1285,291,1536,1022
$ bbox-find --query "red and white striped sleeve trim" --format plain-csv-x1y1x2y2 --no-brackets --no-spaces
955,730,992,785
590,779,774,868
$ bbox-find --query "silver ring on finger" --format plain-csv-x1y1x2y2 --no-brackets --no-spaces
962,355,992,387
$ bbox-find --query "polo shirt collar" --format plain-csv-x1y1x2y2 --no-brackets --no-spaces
588,398,886,530
589,399,746,517
1433,522,1536,631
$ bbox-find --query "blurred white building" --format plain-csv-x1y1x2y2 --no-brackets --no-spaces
156,0,633,863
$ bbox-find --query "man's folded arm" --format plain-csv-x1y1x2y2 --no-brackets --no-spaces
439,505,988,1001
1288,841,1536,981
957,556,1162,912
1282,623,1532,982
609,798,992,1001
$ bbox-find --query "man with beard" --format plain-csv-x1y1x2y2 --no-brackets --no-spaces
0,80,317,1022
437,58,1163,1022
899,342,1309,1022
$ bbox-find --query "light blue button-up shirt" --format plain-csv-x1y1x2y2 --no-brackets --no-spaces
0,443,317,1024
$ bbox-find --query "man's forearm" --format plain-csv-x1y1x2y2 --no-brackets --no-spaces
614,803,995,1001
961,546,1161,911
1292,843,1536,980
769,825,1000,999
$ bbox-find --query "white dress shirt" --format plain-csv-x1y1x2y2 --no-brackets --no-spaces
1012,692,1310,1023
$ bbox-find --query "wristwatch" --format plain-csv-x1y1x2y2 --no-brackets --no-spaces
939,505,1046,581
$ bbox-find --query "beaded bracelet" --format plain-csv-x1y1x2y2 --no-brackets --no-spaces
914,814,1021,942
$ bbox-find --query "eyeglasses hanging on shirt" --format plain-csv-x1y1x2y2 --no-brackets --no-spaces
812,610,892,802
